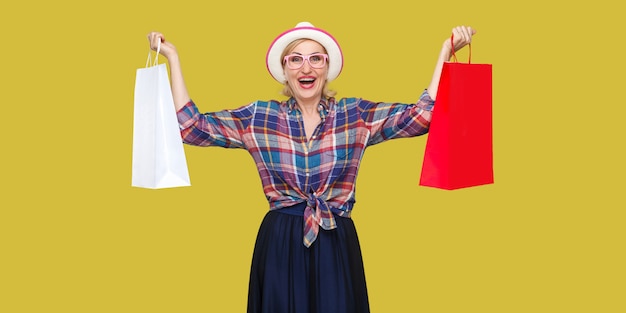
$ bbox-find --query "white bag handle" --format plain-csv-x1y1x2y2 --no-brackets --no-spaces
145,40,161,68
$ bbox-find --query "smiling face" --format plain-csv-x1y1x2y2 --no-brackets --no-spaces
282,39,329,105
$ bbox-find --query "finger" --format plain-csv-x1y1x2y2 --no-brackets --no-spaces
452,26,461,37
455,26,468,43
459,26,471,44
150,34,165,51
451,27,460,42
149,36,158,50
147,33,156,46
460,26,471,42
152,39,161,51
462,28,471,44
461,26,476,40
452,27,466,46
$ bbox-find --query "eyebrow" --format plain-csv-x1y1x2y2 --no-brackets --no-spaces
290,52,324,55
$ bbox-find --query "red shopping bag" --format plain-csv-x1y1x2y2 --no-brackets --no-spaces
419,37,493,190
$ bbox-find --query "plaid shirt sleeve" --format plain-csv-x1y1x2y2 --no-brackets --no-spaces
358,89,435,146
176,100,254,149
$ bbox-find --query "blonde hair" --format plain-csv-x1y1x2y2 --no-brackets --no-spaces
280,39,337,98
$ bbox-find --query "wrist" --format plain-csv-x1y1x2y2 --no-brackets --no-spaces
440,43,452,61
165,52,180,64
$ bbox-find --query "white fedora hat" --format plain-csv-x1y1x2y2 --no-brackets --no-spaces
266,22,343,83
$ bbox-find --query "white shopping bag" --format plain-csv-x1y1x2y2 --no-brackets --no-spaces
132,42,191,189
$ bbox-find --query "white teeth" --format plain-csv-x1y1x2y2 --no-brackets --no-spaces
299,78,315,82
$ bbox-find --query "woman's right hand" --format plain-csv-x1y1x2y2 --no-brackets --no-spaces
147,31,178,60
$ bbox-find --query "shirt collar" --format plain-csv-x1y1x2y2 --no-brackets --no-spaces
287,97,332,119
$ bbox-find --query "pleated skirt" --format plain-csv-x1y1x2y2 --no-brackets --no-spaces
247,202,370,313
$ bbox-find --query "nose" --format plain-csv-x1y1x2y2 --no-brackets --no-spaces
301,60,312,72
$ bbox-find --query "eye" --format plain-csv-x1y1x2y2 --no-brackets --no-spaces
309,55,322,63
289,56,303,63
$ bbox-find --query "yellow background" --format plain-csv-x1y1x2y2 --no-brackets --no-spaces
1,0,624,312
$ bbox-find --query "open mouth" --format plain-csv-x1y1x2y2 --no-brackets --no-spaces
298,77,316,88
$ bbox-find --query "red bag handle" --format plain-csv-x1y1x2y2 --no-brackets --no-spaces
450,34,472,64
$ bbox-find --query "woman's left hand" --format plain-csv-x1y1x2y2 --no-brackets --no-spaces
427,25,478,99
444,26,476,52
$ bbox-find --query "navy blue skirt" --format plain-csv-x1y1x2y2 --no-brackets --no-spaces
247,202,370,313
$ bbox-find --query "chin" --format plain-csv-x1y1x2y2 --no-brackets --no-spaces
296,92,321,100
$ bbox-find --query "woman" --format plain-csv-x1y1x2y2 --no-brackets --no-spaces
147,22,475,313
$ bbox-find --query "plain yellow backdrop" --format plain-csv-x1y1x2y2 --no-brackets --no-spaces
1,0,624,312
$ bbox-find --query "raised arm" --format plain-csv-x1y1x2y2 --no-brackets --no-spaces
426,26,477,100
147,32,191,111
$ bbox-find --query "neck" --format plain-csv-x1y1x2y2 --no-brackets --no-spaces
295,96,322,116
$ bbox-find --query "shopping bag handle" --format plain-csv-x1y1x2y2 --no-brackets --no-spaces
449,34,472,64
145,40,161,68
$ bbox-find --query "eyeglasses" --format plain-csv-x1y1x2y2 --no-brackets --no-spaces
283,53,328,69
